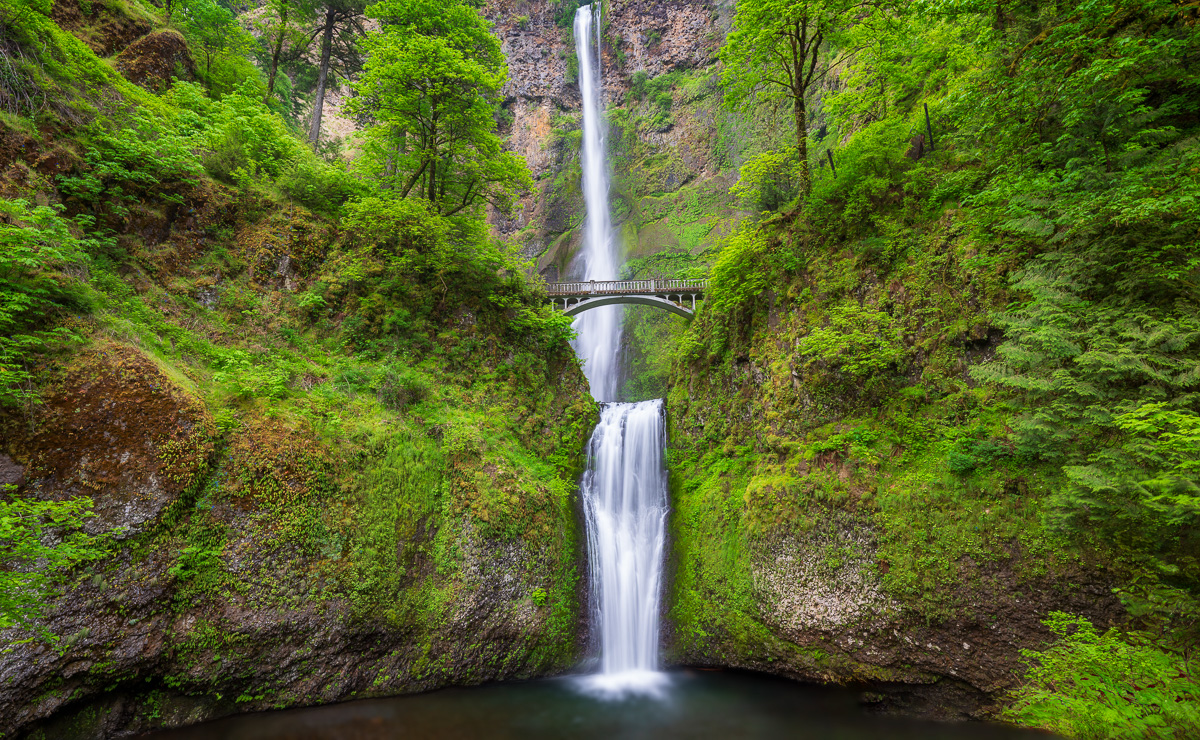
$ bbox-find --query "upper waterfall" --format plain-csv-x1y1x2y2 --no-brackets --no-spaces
570,1,622,403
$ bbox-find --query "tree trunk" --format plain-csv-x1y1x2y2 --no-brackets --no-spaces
427,115,437,203
265,0,289,104
308,8,335,151
794,93,810,194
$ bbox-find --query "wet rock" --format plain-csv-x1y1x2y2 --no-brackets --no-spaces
1,344,217,540
0,453,23,486
115,30,196,93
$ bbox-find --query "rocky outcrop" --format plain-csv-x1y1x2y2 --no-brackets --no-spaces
115,31,195,93
1,328,595,738
669,520,1121,717
3,345,217,540
604,0,721,81
661,215,1127,717
50,0,153,57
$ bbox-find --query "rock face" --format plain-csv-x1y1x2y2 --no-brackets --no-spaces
115,31,195,92
752,522,899,635
604,0,720,79
4,345,217,541
483,0,739,275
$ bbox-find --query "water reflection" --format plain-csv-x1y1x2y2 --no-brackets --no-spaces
146,670,1054,740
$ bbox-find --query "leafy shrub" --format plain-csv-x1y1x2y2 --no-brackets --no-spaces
58,113,202,214
708,225,771,313
168,544,223,583
276,156,361,216
553,0,579,28
807,117,917,235
212,350,290,399
797,301,902,378
168,81,300,181
174,0,259,96
375,366,428,410
629,70,648,100
166,81,356,214
731,147,805,212
947,438,1010,475
0,199,97,405
1007,612,1200,739
0,487,106,642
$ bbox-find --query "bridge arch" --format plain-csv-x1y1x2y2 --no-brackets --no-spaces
562,294,695,319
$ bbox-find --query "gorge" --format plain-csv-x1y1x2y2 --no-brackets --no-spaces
1,0,1198,737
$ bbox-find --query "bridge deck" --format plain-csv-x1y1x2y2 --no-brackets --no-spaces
546,279,708,297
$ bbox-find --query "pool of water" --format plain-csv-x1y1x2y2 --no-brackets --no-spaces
145,670,1052,740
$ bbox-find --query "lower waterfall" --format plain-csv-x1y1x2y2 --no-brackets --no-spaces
578,400,670,695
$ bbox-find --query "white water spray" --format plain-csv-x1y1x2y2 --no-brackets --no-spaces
571,2,669,698
571,1,622,403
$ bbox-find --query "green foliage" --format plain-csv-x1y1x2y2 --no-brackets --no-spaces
708,225,772,314
350,0,531,217
0,486,106,644
626,70,678,130
375,364,429,410
166,81,359,214
0,0,161,122
958,0,1200,561
552,0,579,28
806,117,927,239
329,195,573,355
0,0,594,702
730,147,805,212
796,301,902,378
628,70,648,101
212,350,291,399
0,199,97,406
1007,612,1200,739
58,114,202,217
174,0,258,91
347,425,445,615
721,0,883,191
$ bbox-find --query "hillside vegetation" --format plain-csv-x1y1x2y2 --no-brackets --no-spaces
0,0,595,734
656,0,1200,735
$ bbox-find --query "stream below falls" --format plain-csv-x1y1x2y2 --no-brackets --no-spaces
145,670,1052,740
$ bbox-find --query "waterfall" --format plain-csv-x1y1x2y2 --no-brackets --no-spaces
579,400,669,695
571,2,669,698
571,1,622,403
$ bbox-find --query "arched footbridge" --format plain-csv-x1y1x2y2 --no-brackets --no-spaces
547,279,708,319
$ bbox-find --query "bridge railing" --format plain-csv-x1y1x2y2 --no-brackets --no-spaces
546,278,709,296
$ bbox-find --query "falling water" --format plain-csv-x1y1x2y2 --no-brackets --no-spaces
571,1,670,698
579,400,670,695
571,1,622,403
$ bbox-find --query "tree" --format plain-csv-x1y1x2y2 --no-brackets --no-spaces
176,0,255,81
720,0,882,195
307,0,367,150
347,0,531,217
255,0,317,105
